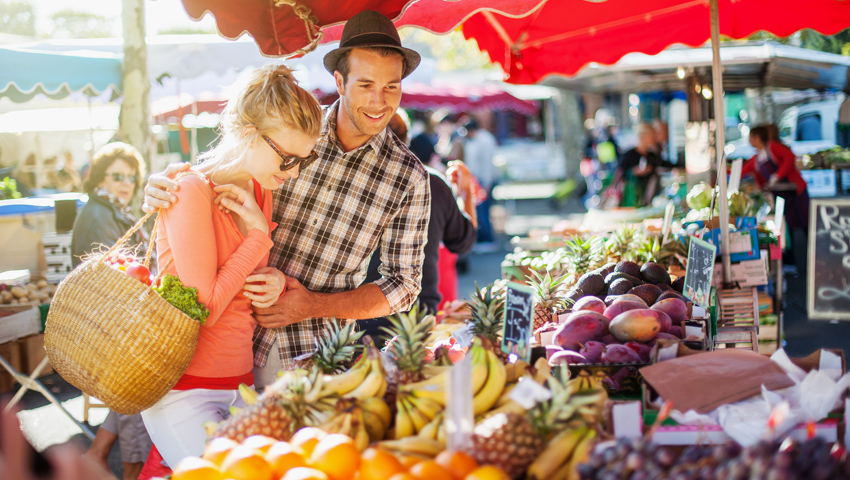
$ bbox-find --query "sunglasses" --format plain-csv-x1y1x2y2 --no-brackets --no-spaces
262,135,319,171
108,173,139,184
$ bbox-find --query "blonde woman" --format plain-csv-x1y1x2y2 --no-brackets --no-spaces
140,65,322,467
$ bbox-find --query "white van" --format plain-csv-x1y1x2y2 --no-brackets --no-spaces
725,97,842,159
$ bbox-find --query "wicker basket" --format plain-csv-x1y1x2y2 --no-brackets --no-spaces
45,212,200,415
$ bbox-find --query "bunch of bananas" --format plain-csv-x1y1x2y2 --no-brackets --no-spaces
318,347,388,400
526,426,596,480
314,397,393,452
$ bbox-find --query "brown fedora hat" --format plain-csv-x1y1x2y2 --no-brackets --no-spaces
323,10,421,79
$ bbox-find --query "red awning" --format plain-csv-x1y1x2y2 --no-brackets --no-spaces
180,0,544,57
460,0,850,84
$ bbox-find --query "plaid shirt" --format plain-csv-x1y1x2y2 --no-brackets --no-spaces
253,101,431,369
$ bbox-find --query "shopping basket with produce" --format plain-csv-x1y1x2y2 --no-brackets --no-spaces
45,211,201,415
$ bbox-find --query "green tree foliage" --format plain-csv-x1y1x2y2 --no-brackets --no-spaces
0,1,36,37
157,26,216,35
744,28,850,55
50,9,113,39
398,28,495,72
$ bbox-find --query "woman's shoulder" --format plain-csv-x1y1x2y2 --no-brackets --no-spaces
174,171,213,199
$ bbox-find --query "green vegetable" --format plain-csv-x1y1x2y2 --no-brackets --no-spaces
686,182,712,210
0,177,21,200
728,191,753,217
153,274,210,324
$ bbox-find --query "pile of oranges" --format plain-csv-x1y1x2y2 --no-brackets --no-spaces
170,427,510,480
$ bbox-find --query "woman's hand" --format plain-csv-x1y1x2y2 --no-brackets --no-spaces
142,162,192,213
446,161,473,196
244,267,286,308
212,184,268,235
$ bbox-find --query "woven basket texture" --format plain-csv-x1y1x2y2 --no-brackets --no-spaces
45,257,199,415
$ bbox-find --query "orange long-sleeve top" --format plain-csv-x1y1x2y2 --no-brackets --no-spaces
155,171,275,382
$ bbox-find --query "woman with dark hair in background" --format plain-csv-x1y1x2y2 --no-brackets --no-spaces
742,125,810,268
71,142,152,480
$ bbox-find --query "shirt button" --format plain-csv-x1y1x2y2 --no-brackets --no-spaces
313,219,318,225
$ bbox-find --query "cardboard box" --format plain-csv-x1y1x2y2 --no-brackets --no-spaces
0,340,23,393
21,333,53,377
0,306,41,344
0,216,46,275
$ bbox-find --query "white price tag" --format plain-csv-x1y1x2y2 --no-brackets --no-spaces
509,378,552,410
451,324,475,348
729,159,742,193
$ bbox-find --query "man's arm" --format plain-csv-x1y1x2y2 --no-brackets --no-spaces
254,166,431,328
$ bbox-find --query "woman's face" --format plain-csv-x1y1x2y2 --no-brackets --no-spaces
749,134,764,150
98,159,137,204
247,125,318,190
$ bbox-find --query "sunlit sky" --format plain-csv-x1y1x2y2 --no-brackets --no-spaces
32,0,217,37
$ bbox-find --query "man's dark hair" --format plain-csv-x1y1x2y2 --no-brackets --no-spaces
336,46,405,84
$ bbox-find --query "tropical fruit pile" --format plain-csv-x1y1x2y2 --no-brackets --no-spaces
185,294,608,480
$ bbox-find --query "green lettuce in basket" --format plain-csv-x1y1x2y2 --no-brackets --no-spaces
153,274,209,324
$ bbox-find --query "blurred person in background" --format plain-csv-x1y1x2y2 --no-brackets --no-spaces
462,118,498,249
613,122,677,207
55,151,83,192
72,142,151,480
653,120,670,162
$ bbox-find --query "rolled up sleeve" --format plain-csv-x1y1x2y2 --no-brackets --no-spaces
374,169,431,312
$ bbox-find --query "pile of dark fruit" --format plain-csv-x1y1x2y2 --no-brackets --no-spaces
579,437,850,480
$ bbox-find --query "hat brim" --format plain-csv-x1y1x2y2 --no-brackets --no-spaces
323,44,421,79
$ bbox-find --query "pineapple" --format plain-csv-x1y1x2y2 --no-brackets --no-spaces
607,224,645,264
304,320,364,374
563,236,593,286
381,304,435,412
467,282,510,363
468,412,545,479
527,270,568,330
213,369,335,443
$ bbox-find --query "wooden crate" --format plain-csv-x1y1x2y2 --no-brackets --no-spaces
21,333,53,377
0,340,23,393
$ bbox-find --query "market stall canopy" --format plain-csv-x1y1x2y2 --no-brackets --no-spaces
179,0,545,57
459,0,850,84
0,47,122,103
545,42,850,94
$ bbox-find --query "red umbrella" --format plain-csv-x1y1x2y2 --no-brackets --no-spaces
459,0,850,85
180,0,545,57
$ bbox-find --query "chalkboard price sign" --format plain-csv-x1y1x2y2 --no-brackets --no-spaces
683,236,717,308
808,199,850,320
501,282,534,362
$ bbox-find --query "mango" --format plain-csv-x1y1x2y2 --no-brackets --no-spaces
609,309,662,343
600,334,620,345
651,298,688,323
601,344,641,364
579,341,606,363
668,326,683,338
553,312,605,351
613,294,647,305
655,310,673,333
624,341,652,362
572,296,606,315
603,301,646,321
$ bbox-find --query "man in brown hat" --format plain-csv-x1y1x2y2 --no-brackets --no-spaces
143,10,431,386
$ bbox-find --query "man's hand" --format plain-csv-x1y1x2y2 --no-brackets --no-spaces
142,162,192,213
253,276,316,329
446,161,473,195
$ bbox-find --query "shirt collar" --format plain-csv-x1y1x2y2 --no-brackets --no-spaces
323,100,388,155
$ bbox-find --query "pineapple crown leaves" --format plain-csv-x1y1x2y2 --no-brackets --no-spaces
310,319,365,374
380,303,435,372
529,367,608,437
526,270,569,309
467,282,506,341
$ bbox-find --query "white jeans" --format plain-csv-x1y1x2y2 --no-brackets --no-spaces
252,345,285,392
141,389,245,468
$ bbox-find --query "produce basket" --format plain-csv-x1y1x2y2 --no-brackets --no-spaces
44,212,199,415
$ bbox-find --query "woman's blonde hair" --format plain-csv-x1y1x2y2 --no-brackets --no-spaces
198,64,323,178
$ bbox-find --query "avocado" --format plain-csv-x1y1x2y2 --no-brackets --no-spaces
628,284,663,305
565,288,584,304
656,283,672,292
599,262,617,277
608,278,634,295
614,261,641,279
671,276,685,293
640,261,671,285
605,271,643,288
577,272,605,295
658,290,688,303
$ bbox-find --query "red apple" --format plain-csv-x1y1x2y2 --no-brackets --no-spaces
125,263,152,286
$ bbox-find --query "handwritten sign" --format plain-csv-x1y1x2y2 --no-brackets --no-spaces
808,199,850,320
683,236,717,308
501,283,534,362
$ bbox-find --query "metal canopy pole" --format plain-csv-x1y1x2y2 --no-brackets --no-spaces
710,0,732,283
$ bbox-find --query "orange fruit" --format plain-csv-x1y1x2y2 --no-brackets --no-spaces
409,459,450,479
358,448,405,480
397,454,427,470
464,466,511,480
171,457,222,480
435,451,479,480
265,441,308,477
309,433,361,480
220,445,274,480
202,437,239,467
241,435,278,454
282,467,330,480
291,427,328,457
387,474,418,480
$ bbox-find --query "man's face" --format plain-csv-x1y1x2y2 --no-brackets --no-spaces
335,48,404,140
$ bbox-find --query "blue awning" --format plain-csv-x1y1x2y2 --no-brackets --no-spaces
0,47,122,103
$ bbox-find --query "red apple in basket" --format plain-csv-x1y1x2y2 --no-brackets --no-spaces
125,263,152,286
